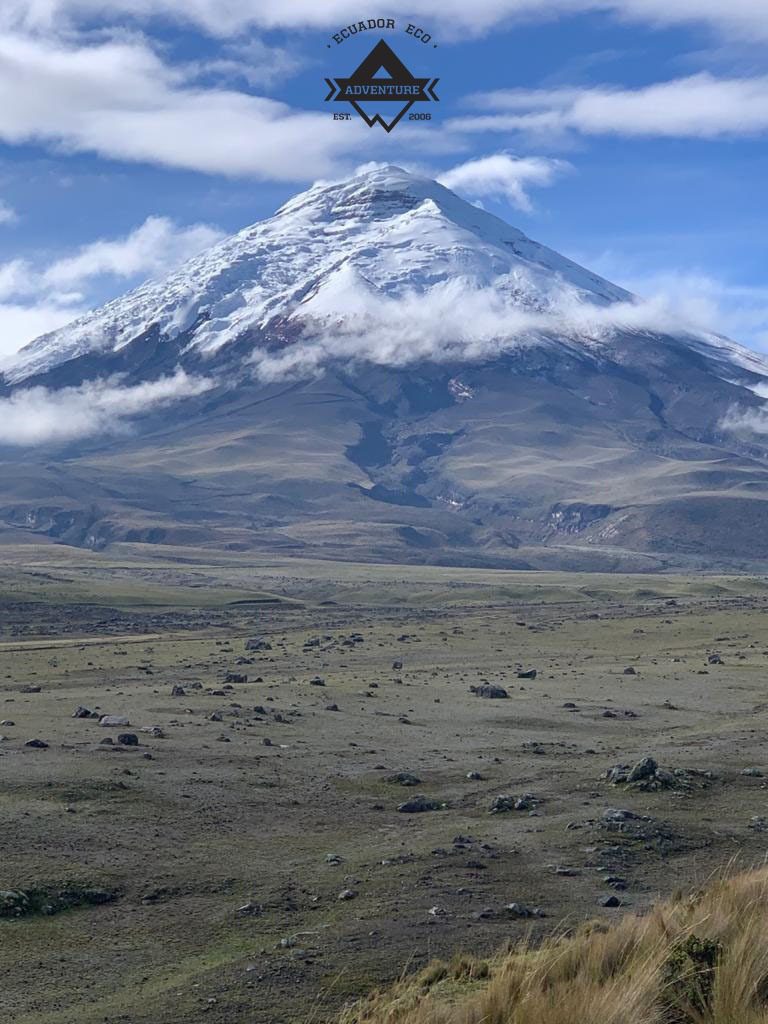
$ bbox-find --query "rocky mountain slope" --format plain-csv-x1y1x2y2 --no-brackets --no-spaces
2,166,768,569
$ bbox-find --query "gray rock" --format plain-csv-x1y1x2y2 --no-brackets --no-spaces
170,685,186,697
470,684,508,699
397,794,441,813
489,794,515,813
599,895,623,907
245,638,272,652
505,902,546,918
627,756,657,783
490,793,537,813
741,767,764,777
99,715,130,727
603,808,640,822
117,733,139,746
72,706,97,719
517,668,537,679
388,771,421,787
337,889,357,901
24,738,48,749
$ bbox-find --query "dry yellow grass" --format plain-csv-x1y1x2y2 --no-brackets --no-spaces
338,865,768,1024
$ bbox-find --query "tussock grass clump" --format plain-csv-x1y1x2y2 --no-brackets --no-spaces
338,866,768,1024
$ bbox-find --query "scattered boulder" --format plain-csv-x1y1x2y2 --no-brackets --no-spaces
338,889,356,901
225,673,247,684
392,660,403,670
245,638,272,652
99,715,130,728
707,653,723,665
117,733,139,746
489,793,538,814
505,902,546,918
599,894,623,907
741,767,764,777
470,684,508,699
20,685,42,694
627,756,657,783
397,795,441,813
72,706,98,719
604,758,712,792
387,771,421,787
603,808,641,822
309,676,326,687
517,669,537,679
24,738,48,749
623,667,637,675
170,685,186,697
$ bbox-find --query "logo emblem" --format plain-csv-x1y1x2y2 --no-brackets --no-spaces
325,39,439,132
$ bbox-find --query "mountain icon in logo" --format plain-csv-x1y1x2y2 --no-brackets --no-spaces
325,39,439,132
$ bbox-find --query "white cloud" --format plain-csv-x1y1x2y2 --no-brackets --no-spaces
247,275,708,383
0,302,84,359
455,74,768,139
0,369,213,445
721,404,768,435
438,153,571,212
4,0,768,41
0,215,223,358
0,31,368,180
43,216,223,288
634,272,768,350
189,38,302,89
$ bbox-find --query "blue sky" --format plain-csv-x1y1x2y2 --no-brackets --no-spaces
0,0,766,358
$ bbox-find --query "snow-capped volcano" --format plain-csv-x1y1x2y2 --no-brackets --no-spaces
4,165,768,570
6,165,636,385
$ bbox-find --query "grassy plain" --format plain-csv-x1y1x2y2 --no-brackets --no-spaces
2,545,768,1022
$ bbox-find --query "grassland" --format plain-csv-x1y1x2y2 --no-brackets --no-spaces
3,545,768,1022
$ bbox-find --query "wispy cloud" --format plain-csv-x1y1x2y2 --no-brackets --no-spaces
248,273,715,383
573,253,768,351
0,31,368,180
438,153,571,212
43,216,223,288
0,370,213,445
0,215,223,358
454,74,768,140
5,1,768,41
